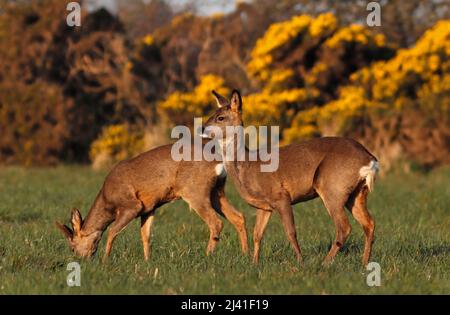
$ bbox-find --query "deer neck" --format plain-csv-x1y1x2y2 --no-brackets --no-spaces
219,135,246,167
217,136,273,209
218,136,253,193
81,193,113,235
82,215,110,237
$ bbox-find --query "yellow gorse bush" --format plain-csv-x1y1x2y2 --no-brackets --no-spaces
284,86,380,142
247,13,388,85
158,13,391,135
158,74,229,124
156,13,448,157
90,124,145,167
247,14,312,82
265,69,295,91
352,20,450,103
247,13,340,82
325,24,386,48
243,88,320,127
309,12,338,38
288,20,450,140
244,13,389,135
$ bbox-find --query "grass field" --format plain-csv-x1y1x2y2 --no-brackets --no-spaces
0,165,448,294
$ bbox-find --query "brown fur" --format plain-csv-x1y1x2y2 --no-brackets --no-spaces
56,144,248,260
204,90,378,266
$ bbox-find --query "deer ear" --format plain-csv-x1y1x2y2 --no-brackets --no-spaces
230,89,242,113
71,208,83,235
55,221,73,242
211,90,228,108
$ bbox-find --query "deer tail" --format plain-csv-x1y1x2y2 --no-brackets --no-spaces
359,160,379,192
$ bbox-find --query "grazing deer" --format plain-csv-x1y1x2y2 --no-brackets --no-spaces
56,143,248,260
203,90,379,266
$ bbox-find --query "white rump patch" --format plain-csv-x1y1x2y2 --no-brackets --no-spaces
215,163,227,178
359,160,379,192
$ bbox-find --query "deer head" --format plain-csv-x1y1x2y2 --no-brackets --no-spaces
56,208,102,258
203,89,243,139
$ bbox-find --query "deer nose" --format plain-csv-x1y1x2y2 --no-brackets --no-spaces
200,126,209,138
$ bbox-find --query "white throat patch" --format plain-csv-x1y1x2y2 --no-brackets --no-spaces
215,163,227,178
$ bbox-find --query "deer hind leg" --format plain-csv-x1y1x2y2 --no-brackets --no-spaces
346,186,375,266
104,200,142,261
140,212,155,261
253,209,272,264
211,186,249,255
317,190,352,265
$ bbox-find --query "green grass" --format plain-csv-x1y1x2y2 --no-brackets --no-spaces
0,165,448,294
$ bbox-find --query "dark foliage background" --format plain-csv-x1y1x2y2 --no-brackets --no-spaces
0,0,448,167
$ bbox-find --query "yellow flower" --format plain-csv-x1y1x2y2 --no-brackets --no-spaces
325,24,381,49
309,13,338,38
142,35,154,46
428,55,440,71
374,34,386,47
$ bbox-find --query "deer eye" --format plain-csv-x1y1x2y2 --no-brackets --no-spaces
217,116,225,121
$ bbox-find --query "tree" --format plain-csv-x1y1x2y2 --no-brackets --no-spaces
0,0,145,164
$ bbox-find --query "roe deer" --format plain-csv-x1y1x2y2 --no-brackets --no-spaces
56,143,248,260
203,90,379,266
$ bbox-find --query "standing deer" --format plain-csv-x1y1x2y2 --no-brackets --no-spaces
203,90,379,266
56,143,248,260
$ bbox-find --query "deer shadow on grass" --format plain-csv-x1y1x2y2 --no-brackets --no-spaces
319,240,450,262
315,239,362,257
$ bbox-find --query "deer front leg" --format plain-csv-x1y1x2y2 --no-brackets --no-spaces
104,207,140,262
140,212,155,261
216,194,249,255
187,201,224,255
201,208,223,256
253,209,272,264
276,202,303,264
